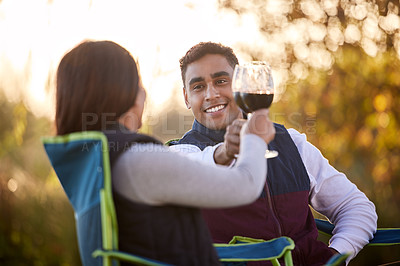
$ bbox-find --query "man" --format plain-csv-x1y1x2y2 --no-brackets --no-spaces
168,42,377,265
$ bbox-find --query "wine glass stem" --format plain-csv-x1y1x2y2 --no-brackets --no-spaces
247,112,278,159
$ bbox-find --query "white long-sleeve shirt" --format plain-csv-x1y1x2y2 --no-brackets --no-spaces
169,128,378,262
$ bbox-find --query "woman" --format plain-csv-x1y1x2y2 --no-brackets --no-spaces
56,40,275,265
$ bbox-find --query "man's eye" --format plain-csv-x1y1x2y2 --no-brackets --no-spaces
193,84,204,91
216,79,228,85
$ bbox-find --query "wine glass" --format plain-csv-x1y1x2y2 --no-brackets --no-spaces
232,61,278,158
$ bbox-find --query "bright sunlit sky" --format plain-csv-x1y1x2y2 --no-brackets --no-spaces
1,0,399,121
0,0,268,119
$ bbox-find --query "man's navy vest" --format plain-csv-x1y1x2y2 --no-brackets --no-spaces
104,126,220,266
169,120,334,266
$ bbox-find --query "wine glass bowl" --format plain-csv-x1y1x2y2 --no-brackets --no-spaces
232,61,278,158
231,65,252,114
239,61,274,111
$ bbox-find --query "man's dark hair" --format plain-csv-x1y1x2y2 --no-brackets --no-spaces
179,42,239,87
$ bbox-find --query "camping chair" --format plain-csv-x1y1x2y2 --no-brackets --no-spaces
42,131,297,266
315,219,400,247
42,131,166,266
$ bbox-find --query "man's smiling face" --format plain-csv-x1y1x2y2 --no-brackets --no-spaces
183,54,242,130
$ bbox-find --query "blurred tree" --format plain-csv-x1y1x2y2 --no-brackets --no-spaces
271,45,400,264
218,0,400,86
0,91,80,265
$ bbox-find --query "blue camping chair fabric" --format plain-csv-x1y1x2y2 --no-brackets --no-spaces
43,131,298,266
315,219,400,246
215,236,294,266
43,132,105,265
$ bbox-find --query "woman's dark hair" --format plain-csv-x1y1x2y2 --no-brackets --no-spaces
56,40,139,135
179,42,239,86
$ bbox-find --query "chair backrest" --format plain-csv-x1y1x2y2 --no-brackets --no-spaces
43,131,116,266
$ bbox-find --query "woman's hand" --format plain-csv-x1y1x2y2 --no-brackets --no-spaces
241,109,275,144
214,109,275,165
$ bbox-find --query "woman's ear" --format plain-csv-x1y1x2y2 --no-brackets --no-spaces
118,106,139,132
118,85,146,132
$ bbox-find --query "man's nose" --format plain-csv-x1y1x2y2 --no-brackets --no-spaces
205,83,220,100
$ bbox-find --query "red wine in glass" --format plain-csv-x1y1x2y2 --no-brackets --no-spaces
233,92,252,113
241,92,274,111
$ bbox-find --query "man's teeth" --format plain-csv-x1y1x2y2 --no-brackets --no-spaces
206,105,225,113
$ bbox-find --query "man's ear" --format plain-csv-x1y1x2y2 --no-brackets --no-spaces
183,87,191,109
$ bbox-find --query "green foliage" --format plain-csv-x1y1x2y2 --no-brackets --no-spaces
219,0,400,71
271,45,400,265
0,92,80,265
275,45,400,220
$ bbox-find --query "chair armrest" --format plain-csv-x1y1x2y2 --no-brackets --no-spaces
315,219,400,246
215,236,295,266
324,253,350,266
92,249,171,266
